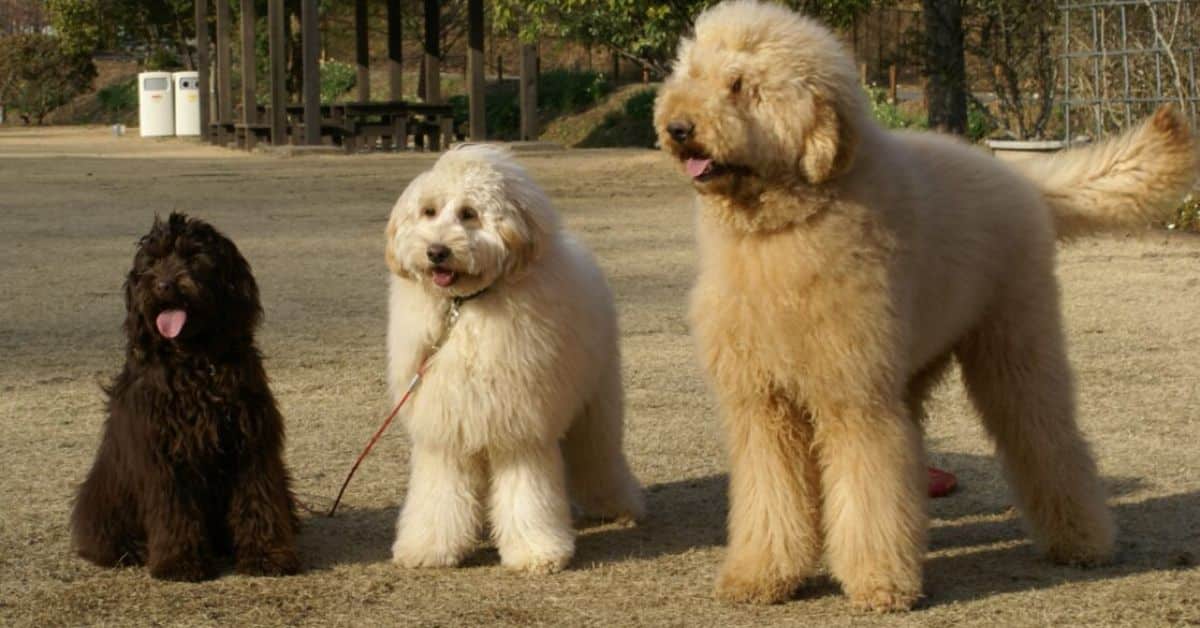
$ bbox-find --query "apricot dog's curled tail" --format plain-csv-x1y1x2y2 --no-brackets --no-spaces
1017,104,1198,240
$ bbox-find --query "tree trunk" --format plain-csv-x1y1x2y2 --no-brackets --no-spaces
922,0,967,135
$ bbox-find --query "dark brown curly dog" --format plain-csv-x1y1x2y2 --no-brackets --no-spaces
71,212,299,581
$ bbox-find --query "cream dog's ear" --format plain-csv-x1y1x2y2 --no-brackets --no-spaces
384,179,422,279
802,94,857,184
497,198,546,280
384,211,404,277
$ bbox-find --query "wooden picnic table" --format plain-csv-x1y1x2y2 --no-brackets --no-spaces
281,101,455,153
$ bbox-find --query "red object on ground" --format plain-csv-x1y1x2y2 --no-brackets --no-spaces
928,466,958,498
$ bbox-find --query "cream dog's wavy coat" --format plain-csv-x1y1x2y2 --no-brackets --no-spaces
384,145,644,573
655,0,1197,611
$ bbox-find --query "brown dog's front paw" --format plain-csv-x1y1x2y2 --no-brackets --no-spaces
236,549,300,577
714,562,800,604
149,555,217,582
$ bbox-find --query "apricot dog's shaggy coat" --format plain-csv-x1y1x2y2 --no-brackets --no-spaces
655,0,1198,611
384,145,644,573
71,213,299,581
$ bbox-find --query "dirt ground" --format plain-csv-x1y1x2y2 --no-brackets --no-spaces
1,127,1198,627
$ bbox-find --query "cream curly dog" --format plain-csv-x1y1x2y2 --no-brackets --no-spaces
384,145,644,573
655,0,1198,611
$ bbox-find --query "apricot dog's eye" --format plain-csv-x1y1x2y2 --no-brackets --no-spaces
730,76,743,94
421,207,437,218
458,207,478,221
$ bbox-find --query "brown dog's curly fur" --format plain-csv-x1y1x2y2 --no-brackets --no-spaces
70,213,299,581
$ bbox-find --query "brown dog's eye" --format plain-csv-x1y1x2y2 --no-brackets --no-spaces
421,207,437,218
730,76,743,95
458,207,478,221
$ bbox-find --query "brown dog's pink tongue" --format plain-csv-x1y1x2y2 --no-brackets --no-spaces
686,157,713,178
156,309,187,339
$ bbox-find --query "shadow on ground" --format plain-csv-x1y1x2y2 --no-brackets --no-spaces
295,450,1197,609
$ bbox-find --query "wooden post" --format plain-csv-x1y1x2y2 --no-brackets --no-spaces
387,0,402,100
859,62,867,86
467,0,484,140
354,0,370,102
423,0,440,103
519,43,537,141
301,0,320,145
888,64,897,104
268,0,286,144
240,0,257,124
195,0,211,142
216,0,233,144
497,55,503,82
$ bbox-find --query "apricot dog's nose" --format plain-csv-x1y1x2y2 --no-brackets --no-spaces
667,120,694,143
426,244,451,264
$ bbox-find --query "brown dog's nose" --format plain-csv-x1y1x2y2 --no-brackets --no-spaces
154,279,176,299
667,120,694,143
426,244,451,264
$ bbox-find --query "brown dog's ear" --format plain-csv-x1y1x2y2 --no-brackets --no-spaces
802,95,857,184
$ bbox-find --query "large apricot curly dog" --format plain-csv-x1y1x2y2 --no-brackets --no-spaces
654,0,1197,612
384,145,644,573
71,213,299,581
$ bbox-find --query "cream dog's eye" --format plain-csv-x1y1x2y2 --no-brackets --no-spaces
458,207,478,221
421,207,437,218
730,76,743,94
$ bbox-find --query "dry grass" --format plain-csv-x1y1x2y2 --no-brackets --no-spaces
1,128,1198,627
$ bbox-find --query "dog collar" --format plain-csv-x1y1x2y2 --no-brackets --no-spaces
452,286,489,308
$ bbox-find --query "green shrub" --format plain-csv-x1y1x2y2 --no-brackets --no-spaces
96,77,137,123
967,99,996,142
579,87,658,148
319,60,356,104
1167,194,1200,232
537,69,611,114
0,33,96,124
144,48,182,72
867,87,925,131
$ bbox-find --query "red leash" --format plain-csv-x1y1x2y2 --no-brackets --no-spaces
326,358,429,517
322,292,479,517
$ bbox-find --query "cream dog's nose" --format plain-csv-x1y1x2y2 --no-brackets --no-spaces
426,244,451,264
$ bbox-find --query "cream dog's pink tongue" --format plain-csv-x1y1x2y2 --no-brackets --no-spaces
156,309,187,339
432,268,457,287
686,157,713,178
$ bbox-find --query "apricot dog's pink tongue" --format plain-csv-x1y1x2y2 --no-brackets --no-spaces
686,157,713,178
156,309,187,339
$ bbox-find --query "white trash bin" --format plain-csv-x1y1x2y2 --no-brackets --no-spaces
172,71,201,136
138,71,175,137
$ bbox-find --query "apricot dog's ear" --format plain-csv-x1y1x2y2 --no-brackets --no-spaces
802,95,857,184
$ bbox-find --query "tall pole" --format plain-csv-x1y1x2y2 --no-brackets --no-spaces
519,43,537,141
355,0,370,102
302,0,320,145
268,0,286,144
239,0,257,124
195,0,211,142
387,0,403,100
467,0,485,140
423,0,441,103
216,0,233,143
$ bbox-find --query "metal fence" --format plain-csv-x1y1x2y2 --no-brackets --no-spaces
1061,0,1200,140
